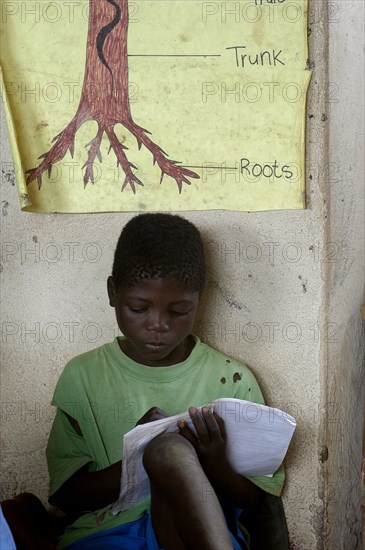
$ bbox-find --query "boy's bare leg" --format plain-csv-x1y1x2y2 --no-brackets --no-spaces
143,433,234,550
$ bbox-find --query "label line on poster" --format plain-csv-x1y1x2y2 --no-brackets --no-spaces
128,54,221,57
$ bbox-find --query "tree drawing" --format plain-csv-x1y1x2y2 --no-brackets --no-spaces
26,0,199,193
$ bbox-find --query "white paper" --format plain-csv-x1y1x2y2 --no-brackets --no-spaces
111,398,296,514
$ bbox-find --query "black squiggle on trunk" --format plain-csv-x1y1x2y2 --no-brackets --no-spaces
96,0,122,93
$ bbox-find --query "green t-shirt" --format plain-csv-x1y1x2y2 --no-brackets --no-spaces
47,336,285,548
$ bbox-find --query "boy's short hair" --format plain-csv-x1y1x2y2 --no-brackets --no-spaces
112,213,206,293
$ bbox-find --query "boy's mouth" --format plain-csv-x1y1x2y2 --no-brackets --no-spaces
145,342,167,351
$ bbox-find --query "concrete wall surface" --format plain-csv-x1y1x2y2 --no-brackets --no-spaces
0,1,364,548
323,1,365,548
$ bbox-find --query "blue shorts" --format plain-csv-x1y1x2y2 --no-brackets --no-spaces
0,506,16,550
64,510,249,549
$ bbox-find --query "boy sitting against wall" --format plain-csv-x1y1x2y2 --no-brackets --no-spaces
46,213,285,549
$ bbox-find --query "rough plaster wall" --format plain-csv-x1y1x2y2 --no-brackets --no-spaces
0,3,363,549
323,1,365,548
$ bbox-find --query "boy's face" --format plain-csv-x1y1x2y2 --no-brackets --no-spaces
107,277,199,367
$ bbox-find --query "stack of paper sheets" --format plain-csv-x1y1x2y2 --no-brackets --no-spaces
112,398,296,514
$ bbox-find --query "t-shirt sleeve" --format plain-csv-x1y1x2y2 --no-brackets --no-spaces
233,364,286,497
46,408,94,501
245,463,285,497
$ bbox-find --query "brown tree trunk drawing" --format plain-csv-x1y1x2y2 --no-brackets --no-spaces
26,0,199,193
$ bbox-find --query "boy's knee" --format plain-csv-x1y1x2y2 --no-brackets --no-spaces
143,433,196,477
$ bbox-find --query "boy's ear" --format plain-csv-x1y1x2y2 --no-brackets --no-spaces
107,276,117,307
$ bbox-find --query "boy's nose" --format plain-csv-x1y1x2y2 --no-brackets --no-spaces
147,311,170,332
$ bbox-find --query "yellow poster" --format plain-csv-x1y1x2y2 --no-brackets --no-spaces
0,0,311,213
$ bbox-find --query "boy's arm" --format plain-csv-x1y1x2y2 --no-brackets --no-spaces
52,408,168,515
52,460,122,515
51,414,121,514
177,407,263,509
199,454,263,509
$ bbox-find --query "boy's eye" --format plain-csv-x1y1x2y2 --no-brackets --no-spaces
170,310,189,316
129,307,147,313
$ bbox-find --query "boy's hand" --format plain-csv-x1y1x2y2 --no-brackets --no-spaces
136,407,168,426
177,406,231,481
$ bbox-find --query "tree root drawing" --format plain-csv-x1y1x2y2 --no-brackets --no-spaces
26,0,199,194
